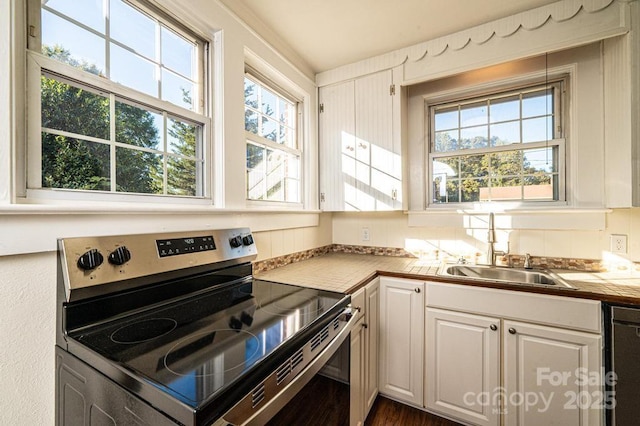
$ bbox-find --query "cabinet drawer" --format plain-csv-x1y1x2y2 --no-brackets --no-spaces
426,282,601,333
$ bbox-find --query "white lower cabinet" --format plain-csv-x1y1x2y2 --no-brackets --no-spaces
425,308,500,426
424,282,603,426
350,278,380,426
379,277,424,406
503,320,602,426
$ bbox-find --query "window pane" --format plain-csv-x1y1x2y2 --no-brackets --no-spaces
459,154,489,178
489,95,519,123
161,26,195,79
115,101,161,150
261,88,278,119
461,178,487,202
115,147,162,193
490,121,520,146
279,99,295,125
487,177,522,201
460,102,488,127
280,126,296,148
522,116,553,143
44,0,105,34
460,126,488,149
110,0,155,58
266,149,285,201
42,134,110,190
41,75,109,140
247,143,265,170
286,153,300,179
168,118,198,157
285,178,300,202
42,10,105,75
245,78,259,108
245,109,258,134
490,151,522,178
435,130,458,152
524,147,556,173
434,107,458,131
522,89,552,118
523,174,554,200
167,156,197,196
261,116,278,143
110,43,157,97
162,69,194,110
247,143,266,200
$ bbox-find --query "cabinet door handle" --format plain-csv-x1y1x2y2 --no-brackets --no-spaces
490,324,497,331
362,323,368,329
414,287,421,293
508,327,517,335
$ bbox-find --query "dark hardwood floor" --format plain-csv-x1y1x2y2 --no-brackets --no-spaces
365,396,463,426
266,375,462,426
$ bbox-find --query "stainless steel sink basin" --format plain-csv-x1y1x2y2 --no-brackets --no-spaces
438,264,575,289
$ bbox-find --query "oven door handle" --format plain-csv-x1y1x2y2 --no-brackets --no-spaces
218,308,359,426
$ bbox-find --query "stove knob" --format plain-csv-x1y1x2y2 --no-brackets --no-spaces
229,236,242,248
229,316,243,331
108,246,131,266
240,311,254,326
242,234,254,246
77,249,104,271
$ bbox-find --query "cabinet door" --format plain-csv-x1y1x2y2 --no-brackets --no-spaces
354,70,401,211
319,80,355,211
503,320,602,426
350,317,366,426
364,278,380,417
425,308,501,426
379,277,424,405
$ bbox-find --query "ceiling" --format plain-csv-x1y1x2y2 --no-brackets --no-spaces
220,0,560,74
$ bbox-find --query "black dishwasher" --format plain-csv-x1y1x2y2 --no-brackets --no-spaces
609,305,640,425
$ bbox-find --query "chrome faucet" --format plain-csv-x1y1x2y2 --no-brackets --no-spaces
487,212,507,266
523,253,533,269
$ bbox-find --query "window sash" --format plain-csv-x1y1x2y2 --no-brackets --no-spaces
427,81,566,207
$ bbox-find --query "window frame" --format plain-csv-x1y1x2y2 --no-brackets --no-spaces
25,0,212,204
426,77,568,208
244,69,304,207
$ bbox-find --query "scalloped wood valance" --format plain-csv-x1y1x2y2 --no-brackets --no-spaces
316,0,633,86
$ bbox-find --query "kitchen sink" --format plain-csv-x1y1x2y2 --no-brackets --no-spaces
438,264,575,289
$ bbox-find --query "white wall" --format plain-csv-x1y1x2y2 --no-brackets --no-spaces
333,209,640,265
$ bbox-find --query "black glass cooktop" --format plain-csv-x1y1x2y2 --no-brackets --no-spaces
68,279,347,409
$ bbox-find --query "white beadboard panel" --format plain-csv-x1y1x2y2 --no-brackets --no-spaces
0,211,320,256
252,231,272,261
570,230,605,259
543,230,574,257
319,80,355,211
408,210,608,230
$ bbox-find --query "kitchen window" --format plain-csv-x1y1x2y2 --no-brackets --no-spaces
27,0,209,199
244,73,301,204
428,81,565,205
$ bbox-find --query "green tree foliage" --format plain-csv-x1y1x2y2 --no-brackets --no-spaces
40,44,196,195
434,132,550,202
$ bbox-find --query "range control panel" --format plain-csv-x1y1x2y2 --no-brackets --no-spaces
59,228,257,295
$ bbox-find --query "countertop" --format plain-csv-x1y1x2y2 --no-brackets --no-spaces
255,252,640,304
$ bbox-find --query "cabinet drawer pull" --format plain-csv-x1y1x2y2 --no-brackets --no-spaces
508,327,517,335
362,323,368,329
490,324,497,331
414,287,421,293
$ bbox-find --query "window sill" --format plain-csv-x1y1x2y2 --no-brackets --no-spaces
408,207,611,231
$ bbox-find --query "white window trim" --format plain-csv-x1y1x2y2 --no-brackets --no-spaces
23,0,213,205
243,67,305,209
421,66,574,212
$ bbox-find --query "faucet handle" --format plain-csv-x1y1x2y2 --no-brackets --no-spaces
523,253,533,269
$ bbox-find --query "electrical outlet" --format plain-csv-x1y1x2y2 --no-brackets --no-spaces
361,227,370,242
610,234,628,254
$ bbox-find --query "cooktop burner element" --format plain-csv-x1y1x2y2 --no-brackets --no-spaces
111,318,178,344
163,329,261,377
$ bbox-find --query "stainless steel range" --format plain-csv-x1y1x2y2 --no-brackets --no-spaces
55,228,356,425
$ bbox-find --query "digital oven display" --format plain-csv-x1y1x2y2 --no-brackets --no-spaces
156,236,216,258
